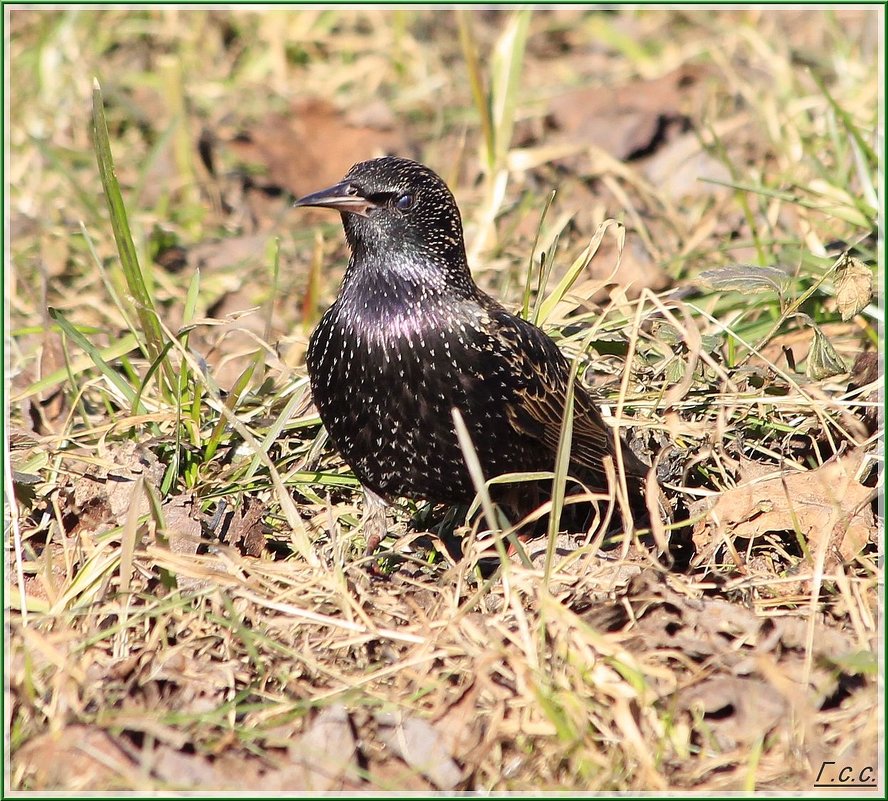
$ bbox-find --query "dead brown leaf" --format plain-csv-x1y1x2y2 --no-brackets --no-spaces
431,677,487,764
546,66,708,162
643,130,732,199
273,705,360,791
690,448,876,564
148,645,236,713
222,496,269,557
188,233,270,279
588,232,670,298
677,675,787,751
19,560,68,605
585,568,861,685
68,442,163,537
35,331,68,431
13,725,137,789
151,746,265,790
226,97,409,199
846,350,880,435
834,256,874,321
160,493,202,555
376,711,463,790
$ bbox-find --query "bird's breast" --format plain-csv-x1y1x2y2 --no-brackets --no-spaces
306,297,530,502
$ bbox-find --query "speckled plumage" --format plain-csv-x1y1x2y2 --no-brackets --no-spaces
296,157,646,526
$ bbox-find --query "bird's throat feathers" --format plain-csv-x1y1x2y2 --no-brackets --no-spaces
333,254,492,351
339,246,476,312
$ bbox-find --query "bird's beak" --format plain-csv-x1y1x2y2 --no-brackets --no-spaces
293,180,378,218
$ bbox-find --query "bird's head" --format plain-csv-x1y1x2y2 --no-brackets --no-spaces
294,157,468,271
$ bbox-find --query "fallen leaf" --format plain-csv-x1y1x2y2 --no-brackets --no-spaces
377,711,463,790
275,705,359,791
834,255,874,321
69,442,164,537
151,746,265,790
35,332,68,432
187,233,270,277
14,725,136,789
642,130,732,199
546,66,707,162
147,644,236,713
222,496,269,557
846,350,879,434
677,675,786,751
161,494,202,555
431,678,486,760
691,448,876,563
849,350,879,387
226,97,408,198
591,233,670,299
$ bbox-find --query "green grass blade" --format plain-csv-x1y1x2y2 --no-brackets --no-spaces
248,384,307,480
91,77,174,394
204,353,261,464
537,220,623,325
543,352,577,583
13,332,140,402
132,338,180,419
532,232,561,324
47,307,140,409
79,221,139,335
522,190,556,320
183,268,201,326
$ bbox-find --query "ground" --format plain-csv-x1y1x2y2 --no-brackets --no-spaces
6,7,882,793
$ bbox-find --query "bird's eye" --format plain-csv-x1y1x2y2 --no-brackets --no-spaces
394,193,415,211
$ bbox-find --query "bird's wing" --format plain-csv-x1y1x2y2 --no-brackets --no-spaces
490,309,645,485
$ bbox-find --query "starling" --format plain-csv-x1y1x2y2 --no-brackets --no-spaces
295,157,648,551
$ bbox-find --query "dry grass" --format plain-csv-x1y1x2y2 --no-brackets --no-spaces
6,7,882,793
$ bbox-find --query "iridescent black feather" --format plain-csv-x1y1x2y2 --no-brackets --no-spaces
297,157,647,528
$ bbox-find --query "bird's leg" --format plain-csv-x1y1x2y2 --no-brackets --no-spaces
361,487,389,556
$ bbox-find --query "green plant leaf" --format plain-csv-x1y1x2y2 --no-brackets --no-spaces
699,264,793,296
